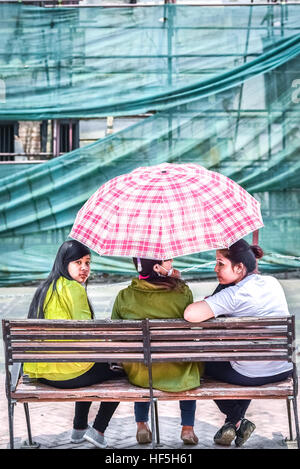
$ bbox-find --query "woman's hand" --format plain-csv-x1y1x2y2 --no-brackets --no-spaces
170,268,181,279
153,264,181,278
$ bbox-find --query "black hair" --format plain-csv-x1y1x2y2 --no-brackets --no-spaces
132,257,185,291
28,240,94,319
132,258,162,281
220,239,264,274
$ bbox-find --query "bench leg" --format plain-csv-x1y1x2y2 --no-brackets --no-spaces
150,398,156,449
154,399,160,445
286,398,293,441
291,396,300,449
21,403,40,449
7,400,15,449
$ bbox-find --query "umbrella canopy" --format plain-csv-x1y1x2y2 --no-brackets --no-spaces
69,163,264,260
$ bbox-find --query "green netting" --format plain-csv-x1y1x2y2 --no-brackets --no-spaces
1,4,300,118
0,4,300,284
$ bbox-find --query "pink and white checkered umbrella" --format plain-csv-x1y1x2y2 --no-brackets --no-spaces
70,163,264,259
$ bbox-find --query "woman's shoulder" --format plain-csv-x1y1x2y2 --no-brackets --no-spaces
181,281,192,292
56,276,85,295
237,274,284,300
256,274,285,292
116,278,138,294
56,276,81,286
243,274,280,287
179,282,193,296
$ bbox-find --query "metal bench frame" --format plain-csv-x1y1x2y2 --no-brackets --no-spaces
2,316,300,449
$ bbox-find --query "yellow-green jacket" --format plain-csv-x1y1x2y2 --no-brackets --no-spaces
23,276,94,381
111,278,203,392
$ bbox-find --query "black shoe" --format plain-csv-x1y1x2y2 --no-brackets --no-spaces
214,422,236,446
235,419,256,447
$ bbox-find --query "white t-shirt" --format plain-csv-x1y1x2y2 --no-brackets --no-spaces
205,274,293,377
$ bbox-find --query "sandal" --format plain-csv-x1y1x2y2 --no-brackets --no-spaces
181,426,199,445
136,423,152,444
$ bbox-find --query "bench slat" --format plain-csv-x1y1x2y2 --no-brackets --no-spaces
7,320,144,329
12,353,145,362
11,330,286,341
151,340,287,351
10,331,144,341
149,317,290,328
11,338,287,352
150,351,289,361
13,350,289,362
150,329,288,340
7,317,290,329
12,341,144,352
12,377,294,402
10,332,288,342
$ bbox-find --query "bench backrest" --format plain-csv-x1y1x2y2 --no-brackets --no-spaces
2,316,297,401
145,316,296,364
2,319,147,367
2,316,296,366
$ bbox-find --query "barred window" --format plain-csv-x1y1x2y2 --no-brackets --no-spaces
0,122,18,160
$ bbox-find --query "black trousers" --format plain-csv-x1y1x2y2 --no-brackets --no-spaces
205,361,293,425
39,363,123,432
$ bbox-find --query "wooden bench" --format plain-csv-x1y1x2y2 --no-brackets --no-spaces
2,316,300,449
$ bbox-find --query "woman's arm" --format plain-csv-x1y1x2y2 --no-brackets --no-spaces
184,300,215,323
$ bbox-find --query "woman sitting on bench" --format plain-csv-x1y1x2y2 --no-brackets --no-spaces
112,257,203,446
184,238,293,448
23,239,124,449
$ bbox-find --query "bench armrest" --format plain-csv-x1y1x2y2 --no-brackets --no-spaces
10,363,22,392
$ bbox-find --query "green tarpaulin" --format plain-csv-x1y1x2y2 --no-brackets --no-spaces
0,4,300,284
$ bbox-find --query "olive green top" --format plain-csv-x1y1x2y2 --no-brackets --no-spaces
111,278,203,392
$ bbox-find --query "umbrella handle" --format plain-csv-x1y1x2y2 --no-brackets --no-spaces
252,230,259,245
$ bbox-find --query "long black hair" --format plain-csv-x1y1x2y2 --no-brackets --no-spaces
28,240,94,319
132,257,185,291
